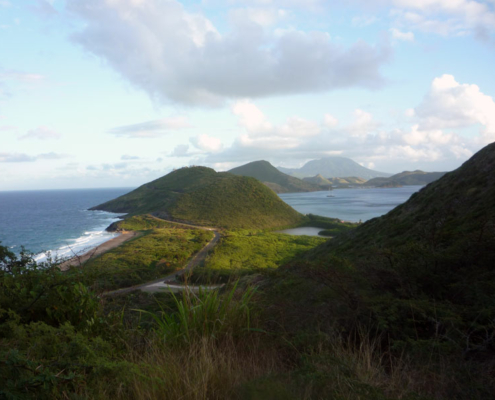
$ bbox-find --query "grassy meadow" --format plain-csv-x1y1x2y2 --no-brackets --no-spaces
84,216,213,291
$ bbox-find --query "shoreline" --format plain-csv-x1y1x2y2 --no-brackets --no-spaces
59,230,140,270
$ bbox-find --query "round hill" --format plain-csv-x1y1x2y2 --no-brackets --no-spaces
91,166,303,229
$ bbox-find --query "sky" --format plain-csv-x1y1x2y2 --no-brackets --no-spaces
1,0,495,190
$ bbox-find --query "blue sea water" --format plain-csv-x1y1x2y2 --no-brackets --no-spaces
279,186,422,223
0,188,133,261
0,186,420,261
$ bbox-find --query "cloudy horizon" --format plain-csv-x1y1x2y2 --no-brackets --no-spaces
1,0,494,190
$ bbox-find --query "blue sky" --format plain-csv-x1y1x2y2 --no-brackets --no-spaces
1,0,495,190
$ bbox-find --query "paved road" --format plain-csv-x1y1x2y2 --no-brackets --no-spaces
103,218,221,296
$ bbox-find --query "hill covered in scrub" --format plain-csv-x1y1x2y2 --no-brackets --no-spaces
363,170,446,187
265,142,495,397
91,166,303,229
228,160,321,193
278,156,391,179
302,174,333,188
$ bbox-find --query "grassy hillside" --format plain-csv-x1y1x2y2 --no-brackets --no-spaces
364,170,446,187
91,166,303,229
302,174,332,187
279,156,391,179
262,142,495,398
228,160,321,193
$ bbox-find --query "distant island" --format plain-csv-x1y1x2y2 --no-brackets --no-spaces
362,170,447,187
278,156,391,180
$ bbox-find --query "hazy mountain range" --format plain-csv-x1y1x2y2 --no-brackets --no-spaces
278,157,391,180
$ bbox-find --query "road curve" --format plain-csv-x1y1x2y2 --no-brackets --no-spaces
103,217,221,297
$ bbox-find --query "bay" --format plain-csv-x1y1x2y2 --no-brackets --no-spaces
279,186,422,223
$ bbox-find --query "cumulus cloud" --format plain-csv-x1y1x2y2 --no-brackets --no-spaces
414,74,495,143
190,134,223,153
67,0,391,106
121,154,140,160
19,126,61,140
108,117,191,138
195,75,492,172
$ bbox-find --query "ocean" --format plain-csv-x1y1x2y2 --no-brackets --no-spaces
0,188,133,261
279,186,422,223
0,186,421,262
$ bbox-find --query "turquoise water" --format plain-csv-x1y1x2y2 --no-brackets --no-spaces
0,188,133,260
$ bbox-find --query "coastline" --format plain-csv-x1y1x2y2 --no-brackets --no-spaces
59,230,140,270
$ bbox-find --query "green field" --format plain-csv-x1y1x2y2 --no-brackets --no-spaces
189,230,327,282
84,221,213,291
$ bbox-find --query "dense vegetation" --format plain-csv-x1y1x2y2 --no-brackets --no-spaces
3,143,495,399
228,160,321,193
91,166,304,229
262,142,495,398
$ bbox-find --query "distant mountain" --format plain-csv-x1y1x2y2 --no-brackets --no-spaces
90,166,303,229
278,156,391,179
363,170,446,187
228,160,321,193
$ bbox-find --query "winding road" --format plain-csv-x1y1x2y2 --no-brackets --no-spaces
103,217,222,296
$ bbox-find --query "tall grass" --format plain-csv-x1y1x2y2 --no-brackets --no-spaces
136,281,256,345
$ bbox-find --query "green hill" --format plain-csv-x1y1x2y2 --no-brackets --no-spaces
90,166,303,229
363,170,446,187
228,160,321,193
278,156,391,179
302,174,332,187
265,142,495,395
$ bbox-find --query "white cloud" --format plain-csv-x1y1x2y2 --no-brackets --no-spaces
19,126,61,140
108,117,191,138
346,109,378,137
194,91,488,172
414,74,495,144
386,0,495,37
324,114,339,128
229,7,288,26
190,134,223,152
67,0,391,106
0,1,11,8
390,27,415,41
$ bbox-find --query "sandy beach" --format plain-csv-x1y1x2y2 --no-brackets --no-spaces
59,231,140,270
